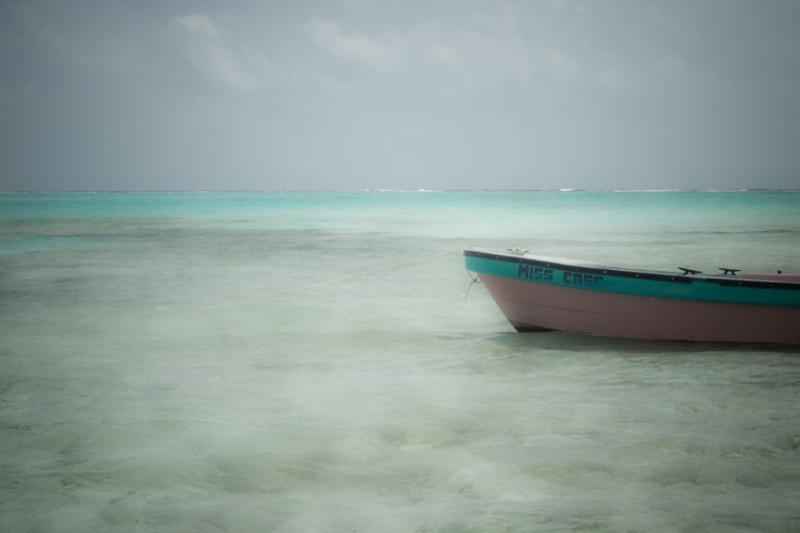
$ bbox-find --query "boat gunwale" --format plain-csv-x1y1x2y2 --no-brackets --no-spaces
463,249,800,291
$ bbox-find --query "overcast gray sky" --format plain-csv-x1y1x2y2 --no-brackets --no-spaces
1,0,799,191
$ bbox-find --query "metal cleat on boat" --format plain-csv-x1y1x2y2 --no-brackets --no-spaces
506,248,529,255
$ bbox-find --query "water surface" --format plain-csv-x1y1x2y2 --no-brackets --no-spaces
1,191,799,532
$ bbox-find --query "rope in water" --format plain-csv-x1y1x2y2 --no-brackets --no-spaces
464,269,480,302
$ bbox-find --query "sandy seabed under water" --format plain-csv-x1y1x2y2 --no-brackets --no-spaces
1,191,800,532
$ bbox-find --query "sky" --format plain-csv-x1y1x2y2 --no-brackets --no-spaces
1,0,799,191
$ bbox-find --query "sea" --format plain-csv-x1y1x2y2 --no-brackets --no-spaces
1,190,799,532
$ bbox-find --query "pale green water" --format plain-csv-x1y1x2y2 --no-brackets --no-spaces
1,191,799,532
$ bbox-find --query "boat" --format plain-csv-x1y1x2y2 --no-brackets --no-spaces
464,248,800,345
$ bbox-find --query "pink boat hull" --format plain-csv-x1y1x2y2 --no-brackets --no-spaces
481,274,800,345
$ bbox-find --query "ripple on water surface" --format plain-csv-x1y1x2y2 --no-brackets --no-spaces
1,192,799,532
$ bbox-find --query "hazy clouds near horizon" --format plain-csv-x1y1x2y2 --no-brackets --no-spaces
1,0,799,192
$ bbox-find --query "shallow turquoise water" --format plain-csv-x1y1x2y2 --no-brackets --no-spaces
1,191,799,532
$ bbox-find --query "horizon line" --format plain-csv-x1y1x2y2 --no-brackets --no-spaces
2,187,800,194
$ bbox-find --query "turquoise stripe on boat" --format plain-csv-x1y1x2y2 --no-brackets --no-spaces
465,253,800,308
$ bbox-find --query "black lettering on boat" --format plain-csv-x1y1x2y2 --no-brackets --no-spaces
561,270,605,286
517,263,557,282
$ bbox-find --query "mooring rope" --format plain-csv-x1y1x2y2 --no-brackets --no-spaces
464,269,480,302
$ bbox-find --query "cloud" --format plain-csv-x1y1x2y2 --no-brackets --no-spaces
540,47,577,78
307,18,405,73
422,42,463,67
306,17,532,84
176,14,221,40
175,13,259,91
